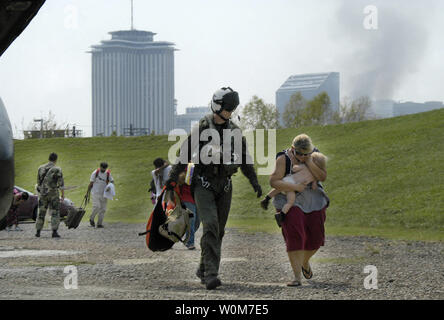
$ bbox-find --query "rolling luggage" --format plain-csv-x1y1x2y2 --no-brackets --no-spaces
64,193,88,229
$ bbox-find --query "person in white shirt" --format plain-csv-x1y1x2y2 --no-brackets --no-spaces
151,158,172,200
87,162,114,228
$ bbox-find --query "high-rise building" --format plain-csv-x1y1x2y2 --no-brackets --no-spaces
360,99,444,119
393,101,444,117
276,72,340,125
369,99,395,119
90,29,176,136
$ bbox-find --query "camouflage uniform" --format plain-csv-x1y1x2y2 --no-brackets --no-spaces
35,162,64,231
169,114,261,281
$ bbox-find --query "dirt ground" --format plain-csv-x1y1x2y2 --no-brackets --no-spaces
0,222,443,300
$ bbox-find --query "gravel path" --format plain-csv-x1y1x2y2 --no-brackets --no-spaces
0,222,443,300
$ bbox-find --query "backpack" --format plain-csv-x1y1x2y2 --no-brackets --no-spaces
158,190,193,244
95,169,110,184
138,187,194,252
35,165,52,195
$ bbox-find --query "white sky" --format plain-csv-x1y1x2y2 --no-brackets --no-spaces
0,0,443,138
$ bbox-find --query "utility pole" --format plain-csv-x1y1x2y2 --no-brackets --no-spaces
34,118,43,139
131,0,134,30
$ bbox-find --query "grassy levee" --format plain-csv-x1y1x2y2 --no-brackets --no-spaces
14,109,444,241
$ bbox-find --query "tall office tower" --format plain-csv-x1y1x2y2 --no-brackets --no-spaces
276,72,340,126
90,29,176,136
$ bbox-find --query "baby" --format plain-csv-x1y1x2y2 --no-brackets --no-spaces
261,152,327,215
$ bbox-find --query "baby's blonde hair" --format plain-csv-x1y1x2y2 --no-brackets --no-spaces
311,152,327,171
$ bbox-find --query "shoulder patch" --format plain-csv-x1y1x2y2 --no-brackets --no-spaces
200,117,210,129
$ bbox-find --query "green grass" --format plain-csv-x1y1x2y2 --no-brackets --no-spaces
13,109,444,241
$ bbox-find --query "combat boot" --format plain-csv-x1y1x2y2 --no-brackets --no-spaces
196,268,205,284
52,230,61,238
35,230,41,237
205,277,222,290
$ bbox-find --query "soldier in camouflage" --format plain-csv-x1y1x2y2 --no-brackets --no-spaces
35,152,65,238
166,87,262,290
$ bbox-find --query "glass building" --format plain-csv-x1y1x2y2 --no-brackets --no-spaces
276,72,340,125
89,29,176,136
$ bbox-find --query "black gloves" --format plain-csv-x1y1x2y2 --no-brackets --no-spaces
241,165,261,197
252,183,262,198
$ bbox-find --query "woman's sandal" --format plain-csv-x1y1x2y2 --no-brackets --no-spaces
301,265,313,279
286,279,302,287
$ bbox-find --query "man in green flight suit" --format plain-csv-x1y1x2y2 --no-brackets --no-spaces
35,152,65,238
166,87,262,290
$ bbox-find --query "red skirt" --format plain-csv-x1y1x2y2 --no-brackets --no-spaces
281,205,327,251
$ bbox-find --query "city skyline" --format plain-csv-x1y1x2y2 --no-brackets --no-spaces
90,29,176,136
0,0,443,138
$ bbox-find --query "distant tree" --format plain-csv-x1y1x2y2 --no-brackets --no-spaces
298,92,331,127
333,96,372,124
283,92,332,128
282,92,306,128
240,95,279,130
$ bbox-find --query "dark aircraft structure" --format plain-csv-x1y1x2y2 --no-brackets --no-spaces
0,98,14,221
0,0,46,221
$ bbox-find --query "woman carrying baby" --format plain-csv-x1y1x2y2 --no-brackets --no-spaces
268,134,329,286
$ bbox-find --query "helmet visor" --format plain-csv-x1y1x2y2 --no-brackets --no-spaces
221,91,239,112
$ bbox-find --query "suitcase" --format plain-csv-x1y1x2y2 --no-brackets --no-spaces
64,194,88,229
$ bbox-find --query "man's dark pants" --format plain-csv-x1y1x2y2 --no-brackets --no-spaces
193,181,232,279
